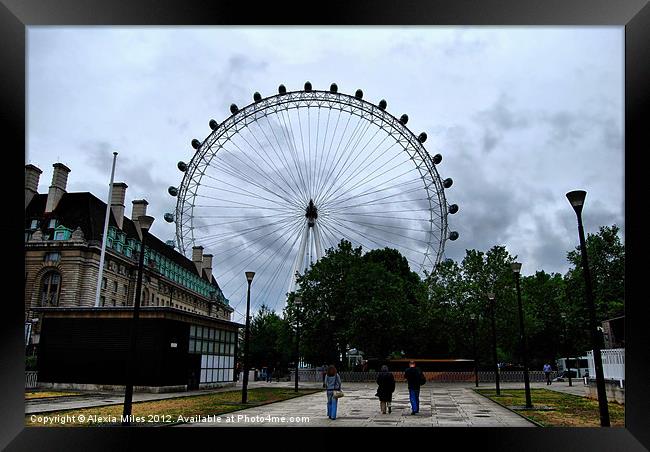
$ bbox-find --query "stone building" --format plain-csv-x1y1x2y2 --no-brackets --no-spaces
25,163,240,390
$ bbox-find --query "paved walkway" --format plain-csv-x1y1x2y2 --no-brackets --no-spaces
179,382,535,427
26,379,590,427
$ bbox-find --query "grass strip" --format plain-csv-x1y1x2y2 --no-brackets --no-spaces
26,387,320,427
475,388,624,427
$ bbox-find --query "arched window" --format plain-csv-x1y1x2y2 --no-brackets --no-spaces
41,271,61,306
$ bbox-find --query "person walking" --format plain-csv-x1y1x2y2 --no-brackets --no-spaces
543,363,552,385
376,365,395,414
266,365,273,383
323,364,342,420
404,360,426,415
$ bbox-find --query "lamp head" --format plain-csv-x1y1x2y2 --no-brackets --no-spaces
487,292,495,301
137,215,155,233
511,262,522,274
245,271,255,282
469,313,476,321
566,190,586,215
295,296,302,305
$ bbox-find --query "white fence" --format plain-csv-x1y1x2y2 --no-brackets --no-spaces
587,348,624,381
291,370,557,383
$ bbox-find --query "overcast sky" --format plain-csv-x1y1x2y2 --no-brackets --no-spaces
27,27,624,320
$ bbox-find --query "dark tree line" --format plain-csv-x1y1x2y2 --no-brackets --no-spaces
242,225,624,372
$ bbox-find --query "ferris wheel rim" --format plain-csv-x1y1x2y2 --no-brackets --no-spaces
173,87,453,276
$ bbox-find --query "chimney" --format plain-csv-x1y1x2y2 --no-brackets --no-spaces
203,254,213,282
44,163,71,213
25,164,43,209
192,246,204,275
131,199,148,239
110,183,128,229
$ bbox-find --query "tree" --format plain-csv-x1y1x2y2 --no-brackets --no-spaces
248,304,292,371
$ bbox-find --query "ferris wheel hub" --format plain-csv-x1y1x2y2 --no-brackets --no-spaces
305,199,318,226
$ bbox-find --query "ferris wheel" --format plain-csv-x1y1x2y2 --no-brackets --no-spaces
165,82,459,318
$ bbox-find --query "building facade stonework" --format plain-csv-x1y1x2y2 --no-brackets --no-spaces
25,162,234,348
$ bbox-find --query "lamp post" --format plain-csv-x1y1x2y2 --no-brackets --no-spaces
122,214,154,425
241,271,255,404
487,292,500,396
294,296,302,392
561,313,573,387
511,262,532,409
329,314,338,367
566,190,610,426
470,313,479,388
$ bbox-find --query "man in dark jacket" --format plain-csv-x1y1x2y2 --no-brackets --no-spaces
376,365,396,414
404,361,426,415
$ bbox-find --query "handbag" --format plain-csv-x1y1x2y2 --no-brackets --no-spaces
333,390,344,399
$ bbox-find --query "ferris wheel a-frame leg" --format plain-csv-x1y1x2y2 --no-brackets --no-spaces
313,221,323,261
288,221,310,295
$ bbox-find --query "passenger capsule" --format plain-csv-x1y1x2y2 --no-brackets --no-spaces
432,154,442,165
448,204,459,214
164,213,175,223
177,161,188,172
449,231,459,241
191,139,201,149
443,178,453,188
278,84,287,94
168,186,178,197
418,132,427,143
399,114,409,125
304,81,312,92
230,104,239,114
355,89,363,99
253,92,262,102
330,83,338,93
378,99,387,110
209,119,219,130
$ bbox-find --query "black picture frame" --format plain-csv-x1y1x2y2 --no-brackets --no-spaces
2,0,648,449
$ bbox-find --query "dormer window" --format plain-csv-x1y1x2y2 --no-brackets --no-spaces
53,226,72,241
48,219,57,229
30,219,39,229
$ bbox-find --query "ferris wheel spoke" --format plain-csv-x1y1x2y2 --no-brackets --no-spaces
215,218,305,285
322,154,417,208
320,140,403,207
325,186,427,214
245,120,308,204
322,138,399,206
316,118,376,205
313,109,348,200
217,219,305,308
323,217,424,270
313,107,331,201
199,182,301,210
278,108,311,201
262,114,311,202
194,194,296,215
332,216,432,246
230,130,305,205
321,177,423,213
212,144,303,208
314,113,369,203
322,166,421,210
207,215,302,252
195,215,300,244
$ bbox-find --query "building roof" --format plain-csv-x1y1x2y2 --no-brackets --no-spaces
26,192,227,305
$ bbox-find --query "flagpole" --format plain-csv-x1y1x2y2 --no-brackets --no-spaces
95,152,118,307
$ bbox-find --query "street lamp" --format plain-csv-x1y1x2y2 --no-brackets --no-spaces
487,292,500,396
566,190,610,426
294,296,302,392
470,313,479,388
511,262,532,409
122,214,154,425
241,271,255,404
561,313,573,387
